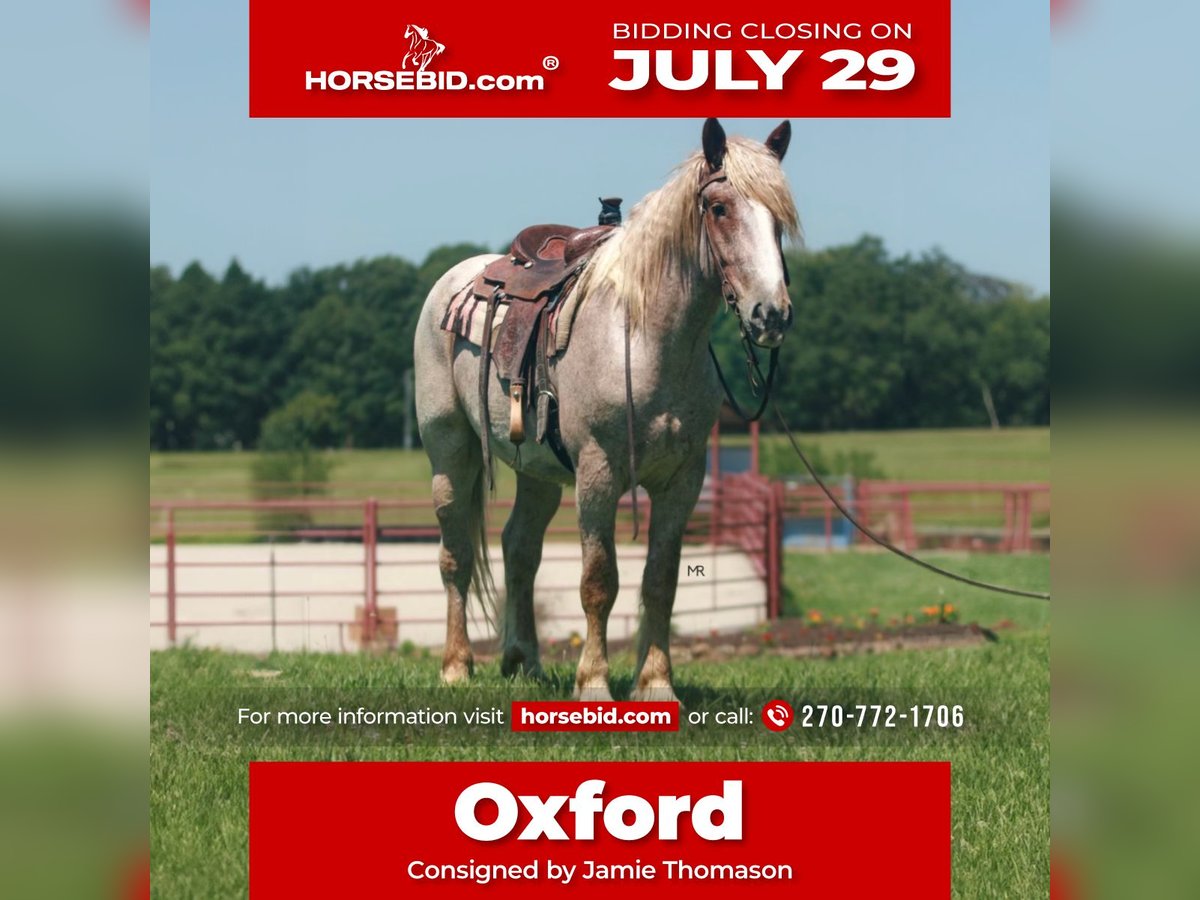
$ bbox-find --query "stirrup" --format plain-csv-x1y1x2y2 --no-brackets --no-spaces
509,382,525,444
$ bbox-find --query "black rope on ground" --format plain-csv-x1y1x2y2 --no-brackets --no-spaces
769,402,1050,601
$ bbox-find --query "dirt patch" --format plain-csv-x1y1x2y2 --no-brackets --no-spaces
475,620,993,665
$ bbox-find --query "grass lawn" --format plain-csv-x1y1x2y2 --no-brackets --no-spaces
149,427,1049,503
760,426,1049,483
783,550,1051,630
150,447,449,502
151,428,1049,541
151,552,1049,898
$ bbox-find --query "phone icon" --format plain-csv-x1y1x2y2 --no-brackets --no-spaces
761,700,793,732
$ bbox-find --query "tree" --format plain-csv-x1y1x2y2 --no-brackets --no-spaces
257,390,340,453
252,391,340,531
149,238,1049,450
977,296,1050,426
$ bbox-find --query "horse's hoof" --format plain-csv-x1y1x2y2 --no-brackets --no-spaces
630,684,677,703
500,646,544,680
440,658,474,684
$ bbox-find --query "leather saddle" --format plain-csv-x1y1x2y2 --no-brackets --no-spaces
472,200,621,485
479,222,615,303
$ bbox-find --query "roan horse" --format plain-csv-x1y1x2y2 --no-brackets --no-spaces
414,119,799,700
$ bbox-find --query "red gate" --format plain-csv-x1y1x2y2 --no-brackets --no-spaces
150,480,784,648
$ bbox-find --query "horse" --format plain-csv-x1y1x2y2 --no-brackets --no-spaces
413,118,799,700
402,25,445,72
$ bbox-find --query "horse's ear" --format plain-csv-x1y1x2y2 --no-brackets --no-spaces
765,121,791,161
702,118,727,171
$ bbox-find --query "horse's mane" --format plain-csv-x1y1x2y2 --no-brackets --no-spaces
575,136,801,328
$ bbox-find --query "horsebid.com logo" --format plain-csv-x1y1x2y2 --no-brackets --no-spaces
402,24,444,72
305,22,547,92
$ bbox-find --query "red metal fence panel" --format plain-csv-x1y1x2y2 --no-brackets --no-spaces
149,478,1047,647
150,476,782,646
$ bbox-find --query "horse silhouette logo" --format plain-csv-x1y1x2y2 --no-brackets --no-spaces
403,24,446,72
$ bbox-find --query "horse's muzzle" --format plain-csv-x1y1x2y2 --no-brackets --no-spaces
748,300,793,348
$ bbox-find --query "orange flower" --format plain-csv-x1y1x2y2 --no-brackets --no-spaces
921,605,940,617
807,610,823,624
868,607,880,618
943,604,956,615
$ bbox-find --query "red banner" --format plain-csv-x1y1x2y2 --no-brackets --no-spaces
249,0,950,118
250,761,950,898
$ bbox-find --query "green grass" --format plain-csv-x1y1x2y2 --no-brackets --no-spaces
151,553,1049,899
150,447,447,502
150,429,1049,541
149,427,1049,503
783,551,1051,630
761,427,1049,483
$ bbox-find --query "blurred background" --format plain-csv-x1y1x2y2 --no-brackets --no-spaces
1053,0,1200,896
0,0,148,897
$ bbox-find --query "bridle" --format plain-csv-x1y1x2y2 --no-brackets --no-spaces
697,167,783,423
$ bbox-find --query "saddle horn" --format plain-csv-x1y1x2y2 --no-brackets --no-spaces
598,197,622,226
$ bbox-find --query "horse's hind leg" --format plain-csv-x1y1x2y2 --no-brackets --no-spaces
500,474,562,678
425,415,487,684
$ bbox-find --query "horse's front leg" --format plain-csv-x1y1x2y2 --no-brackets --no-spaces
573,448,621,700
632,454,706,701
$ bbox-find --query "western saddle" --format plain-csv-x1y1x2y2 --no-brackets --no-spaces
472,198,621,483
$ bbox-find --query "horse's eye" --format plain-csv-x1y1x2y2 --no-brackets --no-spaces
711,203,727,218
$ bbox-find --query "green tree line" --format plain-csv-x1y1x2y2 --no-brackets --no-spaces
150,236,1048,450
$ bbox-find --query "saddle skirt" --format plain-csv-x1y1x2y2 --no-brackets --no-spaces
441,279,507,347
439,275,586,357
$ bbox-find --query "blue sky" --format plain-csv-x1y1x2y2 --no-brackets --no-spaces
151,3,1048,293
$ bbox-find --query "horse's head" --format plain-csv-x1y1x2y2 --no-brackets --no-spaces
697,118,796,349
405,24,424,39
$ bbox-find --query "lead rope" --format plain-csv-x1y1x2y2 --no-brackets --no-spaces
770,401,1050,600
624,295,640,540
710,343,1050,600
702,165,1046,599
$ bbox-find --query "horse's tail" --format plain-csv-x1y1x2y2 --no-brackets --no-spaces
467,460,500,628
